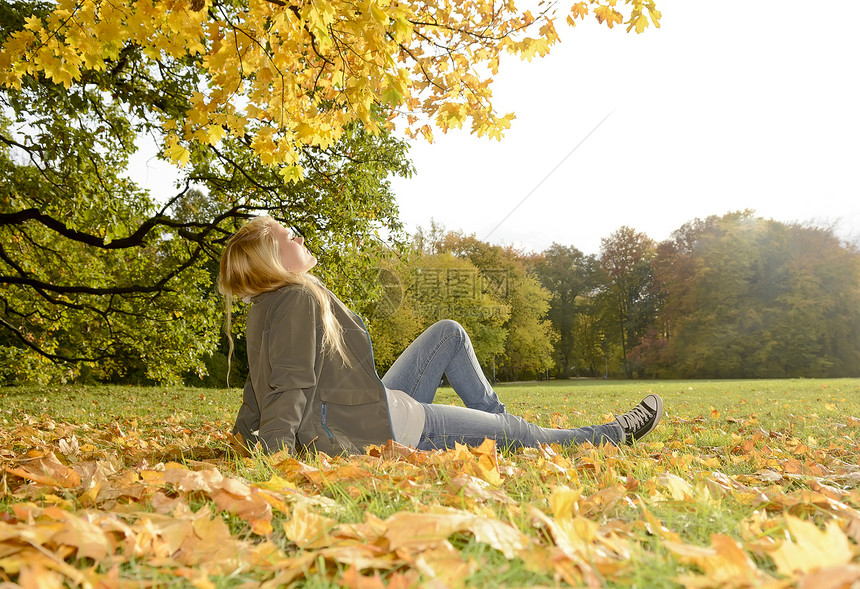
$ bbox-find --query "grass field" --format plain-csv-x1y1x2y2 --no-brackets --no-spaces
1,379,859,587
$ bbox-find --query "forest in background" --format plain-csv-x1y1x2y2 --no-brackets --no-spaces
372,211,860,382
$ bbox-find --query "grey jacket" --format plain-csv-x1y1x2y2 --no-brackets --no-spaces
232,284,393,455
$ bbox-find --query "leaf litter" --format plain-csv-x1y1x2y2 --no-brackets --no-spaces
0,404,858,588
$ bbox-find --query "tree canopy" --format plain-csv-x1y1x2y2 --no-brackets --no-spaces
531,243,598,378
598,226,657,377
0,0,661,178
644,213,860,378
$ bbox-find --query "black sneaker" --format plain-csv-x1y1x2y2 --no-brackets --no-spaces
613,394,663,444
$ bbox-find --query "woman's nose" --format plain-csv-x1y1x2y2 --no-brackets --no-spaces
295,236,304,245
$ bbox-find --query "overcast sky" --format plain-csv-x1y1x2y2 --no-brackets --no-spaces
389,0,860,255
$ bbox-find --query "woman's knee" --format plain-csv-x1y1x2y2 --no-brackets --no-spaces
432,319,466,339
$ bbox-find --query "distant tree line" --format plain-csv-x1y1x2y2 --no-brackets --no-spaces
4,192,859,383
367,212,860,381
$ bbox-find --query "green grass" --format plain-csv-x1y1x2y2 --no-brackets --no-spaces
0,384,238,426
440,377,860,441
6,377,858,430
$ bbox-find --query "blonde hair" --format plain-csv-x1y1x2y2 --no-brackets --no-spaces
218,216,349,382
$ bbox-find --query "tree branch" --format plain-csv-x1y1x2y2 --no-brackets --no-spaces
0,208,242,250
0,315,109,363
0,241,207,295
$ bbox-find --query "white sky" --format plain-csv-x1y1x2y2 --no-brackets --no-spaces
131,0,860,256
390,0,860,255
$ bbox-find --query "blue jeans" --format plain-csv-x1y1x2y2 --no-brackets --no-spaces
381,320,623,450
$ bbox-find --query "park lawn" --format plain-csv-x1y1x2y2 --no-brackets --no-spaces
1,379,859,588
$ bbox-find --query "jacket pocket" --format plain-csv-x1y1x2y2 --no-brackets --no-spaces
320,403,361,454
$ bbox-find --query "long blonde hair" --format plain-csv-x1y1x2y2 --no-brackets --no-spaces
218,216,349,382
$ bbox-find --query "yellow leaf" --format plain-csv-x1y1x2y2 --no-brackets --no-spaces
657,472,695,501
668,534,767,587
383,510,471,551
770,515,853,575
466,516,529,559
550,486,583,521
255,474,298,493
164,136,190,167
23,15,43,31
594,5,623,28
382,508,526,559
206,124,224,144
639,507,682,542
278,165,304,183
631,14,650,33
51,512,111,561
282,503,336,549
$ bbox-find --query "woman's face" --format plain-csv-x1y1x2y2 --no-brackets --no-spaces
274,223,317,273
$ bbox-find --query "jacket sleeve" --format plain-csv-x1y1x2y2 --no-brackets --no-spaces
257,289,319,453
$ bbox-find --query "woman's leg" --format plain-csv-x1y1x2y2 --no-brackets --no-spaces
415,403,624,450
381,320,506,414
415,394,663,450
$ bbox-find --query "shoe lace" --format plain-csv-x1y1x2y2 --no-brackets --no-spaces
616,404,650,431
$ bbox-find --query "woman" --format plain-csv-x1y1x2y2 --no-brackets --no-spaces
218,216,663,455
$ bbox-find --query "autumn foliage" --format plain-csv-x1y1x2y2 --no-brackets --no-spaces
0,0,660,178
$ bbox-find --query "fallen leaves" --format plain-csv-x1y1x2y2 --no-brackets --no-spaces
0,408,858,587
668,534,769,588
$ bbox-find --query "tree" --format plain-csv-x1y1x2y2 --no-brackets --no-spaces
412,251,510,367
531,243,599,378
0,0,660,382
598,226,657,377
1,0,661,176
648,212,860,378
362,253,424,374
418,228,555,380
0,1,412,384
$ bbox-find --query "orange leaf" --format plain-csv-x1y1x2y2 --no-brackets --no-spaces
6,451,81,488
342,566,386,589
797,564,860,589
